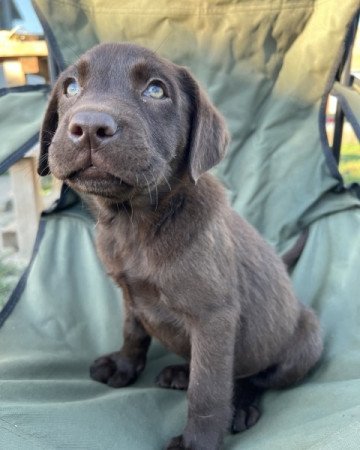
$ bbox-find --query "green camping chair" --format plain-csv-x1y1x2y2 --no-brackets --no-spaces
1,1,360,448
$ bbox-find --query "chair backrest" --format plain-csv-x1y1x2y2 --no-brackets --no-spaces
0,84,49,173
32,0,360,253
0,5,359,449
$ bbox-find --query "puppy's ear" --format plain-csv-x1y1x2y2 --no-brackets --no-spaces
180,68,229,183
37,86,59,176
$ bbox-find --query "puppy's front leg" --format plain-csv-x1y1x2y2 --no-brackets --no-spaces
167,311,237,450
90,284,151,388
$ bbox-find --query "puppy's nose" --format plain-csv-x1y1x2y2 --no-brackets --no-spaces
68,111,118,147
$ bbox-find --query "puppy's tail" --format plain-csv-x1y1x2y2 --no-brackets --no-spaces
281,229,309,270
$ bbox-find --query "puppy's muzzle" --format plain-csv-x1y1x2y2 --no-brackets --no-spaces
68,111,118,149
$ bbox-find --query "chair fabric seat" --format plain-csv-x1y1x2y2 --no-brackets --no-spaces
1,0,360,448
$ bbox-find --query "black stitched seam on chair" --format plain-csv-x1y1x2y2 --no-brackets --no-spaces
0,84,50,98
0,219,47,328
0,133,40,175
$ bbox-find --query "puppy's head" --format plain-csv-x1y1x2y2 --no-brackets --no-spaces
39,43,228,202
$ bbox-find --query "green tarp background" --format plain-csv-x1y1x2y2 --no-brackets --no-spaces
0,0,359,448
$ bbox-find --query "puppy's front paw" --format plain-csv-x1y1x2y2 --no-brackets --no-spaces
166,433,220,450
165,435,186,449
90,352,143,388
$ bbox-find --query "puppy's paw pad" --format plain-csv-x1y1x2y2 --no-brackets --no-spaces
231,405,261,433
156,364,189,390
89,356,116,382
165,435,185,450
89,353,138,388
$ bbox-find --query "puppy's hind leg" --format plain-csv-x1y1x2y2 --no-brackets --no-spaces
231,377,263,433
251,306,323,389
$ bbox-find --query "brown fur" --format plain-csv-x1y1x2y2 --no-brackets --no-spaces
38,43,323,450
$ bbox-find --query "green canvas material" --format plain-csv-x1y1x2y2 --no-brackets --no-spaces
0,85,50,174
1,195,360,449
1,0,360,448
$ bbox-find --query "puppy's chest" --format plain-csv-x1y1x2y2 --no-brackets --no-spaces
96,223,160,284
96,225,189,346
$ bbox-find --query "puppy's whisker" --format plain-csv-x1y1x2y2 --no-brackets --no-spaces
41,129,55,136
151,170,159,211
39,153,48,161
143,173,152,205
155,183,158,211
162,174,172,192
129,196,134,226
40,139,53,145
62,184,70,195
120,201,133,226
94,141,109,153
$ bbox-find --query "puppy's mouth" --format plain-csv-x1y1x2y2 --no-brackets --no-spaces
66,166,133,198
68,166,130,185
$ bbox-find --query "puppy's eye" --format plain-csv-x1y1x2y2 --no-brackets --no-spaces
142,83,165,99
64,78,80,97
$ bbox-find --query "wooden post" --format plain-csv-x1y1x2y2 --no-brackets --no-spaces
9,150,43,259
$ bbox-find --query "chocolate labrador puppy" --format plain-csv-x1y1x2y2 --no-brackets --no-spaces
38,43,323,450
